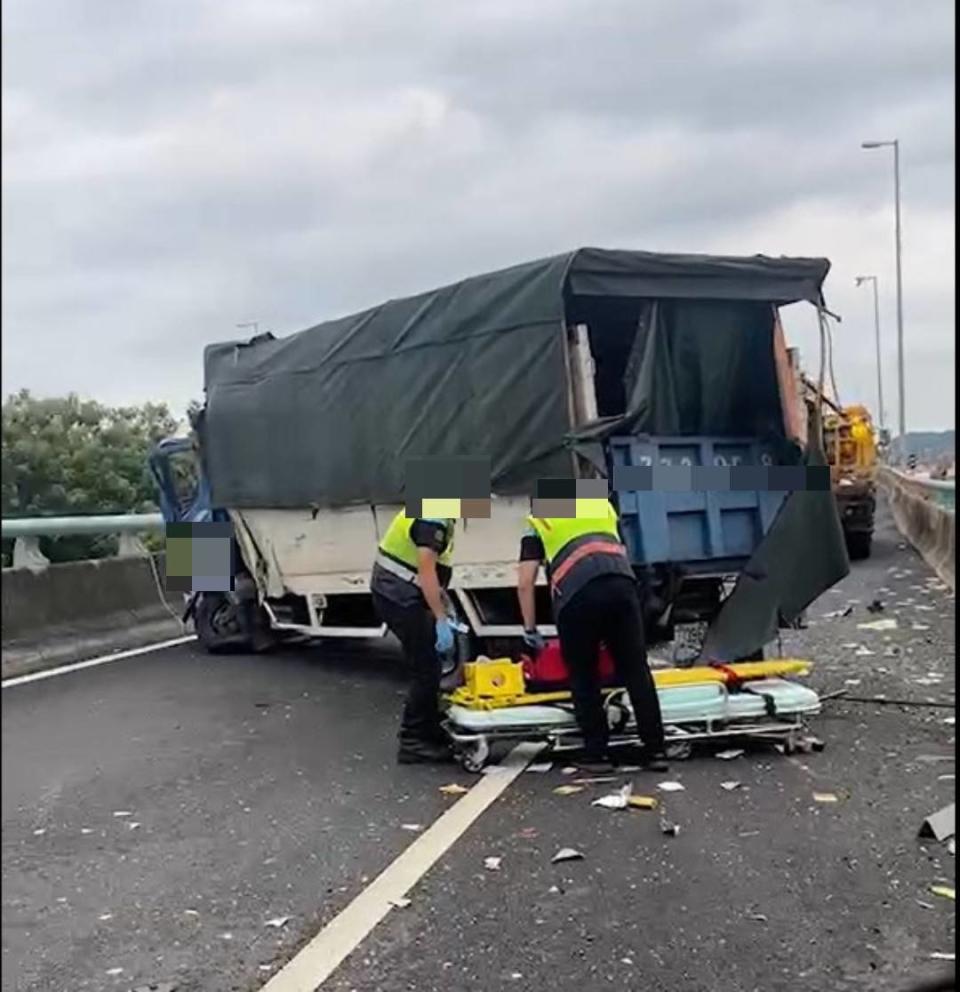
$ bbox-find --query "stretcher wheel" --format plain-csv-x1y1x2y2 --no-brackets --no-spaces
459,738,490,773
665,740,693,761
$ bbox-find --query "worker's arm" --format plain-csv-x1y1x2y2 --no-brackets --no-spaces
517,560,539,631
416,546,448,622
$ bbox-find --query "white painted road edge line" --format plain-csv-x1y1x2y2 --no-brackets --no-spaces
260,741,544,992
1,635,197,689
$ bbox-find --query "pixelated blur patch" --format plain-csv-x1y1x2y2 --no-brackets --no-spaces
536,478,576,499
421,497,462,517
165,521,235,593
461,498,491,518
532,497,576,518
405,457,490,499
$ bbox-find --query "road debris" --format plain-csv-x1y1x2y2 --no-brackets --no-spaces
553,785,584,796
439,783,469,795
866,599,885,613
857,618,898,631
929,952,956,962
657,781,686,792
389,897,412,909
483,856,502,871
854,646,875,657
98,913,113,921
112,811,134,818
918,803,955,842
627,795,659,810
715,748,745,761
720,781,742,791
105,968,124,976
32,828,45,836
573,776,619,785
400,823,423,833
526,762,554,774
551,847,584,863
660,819,680,837
812,792,839,804
592,785,633,810
747,912,768,923
265,916,290,928
560,766,578,776
930,885,955,901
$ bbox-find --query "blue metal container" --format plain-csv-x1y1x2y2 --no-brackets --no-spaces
608,436,788,570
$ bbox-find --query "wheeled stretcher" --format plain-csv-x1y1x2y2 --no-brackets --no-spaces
442,659,822,772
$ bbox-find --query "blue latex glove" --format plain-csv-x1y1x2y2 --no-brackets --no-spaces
435,617,456,655
522,628,545,652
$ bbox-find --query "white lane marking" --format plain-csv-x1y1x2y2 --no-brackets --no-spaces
260,742,543,992
1,636,197,689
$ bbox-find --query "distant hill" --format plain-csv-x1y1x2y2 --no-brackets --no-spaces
889,430,955,460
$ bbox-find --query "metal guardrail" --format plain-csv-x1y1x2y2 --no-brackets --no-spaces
1,513,164,570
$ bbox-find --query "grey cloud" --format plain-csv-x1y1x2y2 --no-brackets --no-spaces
2,0,954,429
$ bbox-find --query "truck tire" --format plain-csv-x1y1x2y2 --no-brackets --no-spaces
845,531,873,561
194,593,242,653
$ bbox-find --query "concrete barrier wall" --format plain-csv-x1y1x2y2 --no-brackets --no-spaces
878,468,955,589
1,553,187,680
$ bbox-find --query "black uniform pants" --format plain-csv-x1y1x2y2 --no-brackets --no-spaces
555,574,665,756
372,590,443,744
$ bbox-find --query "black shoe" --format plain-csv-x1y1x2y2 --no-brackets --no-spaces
575,748,616,774
397,739,454,765
641,749,669,772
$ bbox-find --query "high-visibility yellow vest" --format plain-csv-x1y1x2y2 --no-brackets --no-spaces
527,501,630,604
378,511,455,575
527,500,621,562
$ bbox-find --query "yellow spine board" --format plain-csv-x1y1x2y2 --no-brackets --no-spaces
445,660,812,711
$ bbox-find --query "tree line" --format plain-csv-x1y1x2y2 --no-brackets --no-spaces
1,391,198,565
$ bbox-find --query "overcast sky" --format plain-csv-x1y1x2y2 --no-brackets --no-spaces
2,0,955,431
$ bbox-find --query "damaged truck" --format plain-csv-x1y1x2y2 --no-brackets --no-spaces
150,247,849,662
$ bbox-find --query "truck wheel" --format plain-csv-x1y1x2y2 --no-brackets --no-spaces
846,531,873,561
194,593,245,653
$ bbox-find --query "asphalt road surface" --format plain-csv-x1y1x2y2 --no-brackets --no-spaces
2,500,955,992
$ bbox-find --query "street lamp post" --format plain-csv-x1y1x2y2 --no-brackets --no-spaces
861,139,905,440
854,275,885,430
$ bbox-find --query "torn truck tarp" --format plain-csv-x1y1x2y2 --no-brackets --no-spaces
202,248,829,509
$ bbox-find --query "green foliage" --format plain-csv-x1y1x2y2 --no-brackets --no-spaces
2,390,181,564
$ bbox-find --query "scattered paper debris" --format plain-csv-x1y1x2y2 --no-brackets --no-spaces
930,885,955,901
526,762,554,774
660,820,680,837
857,618,898,631
911,624,931,631
592,784,633,810
32,828,46,836
390,897,412,909
553,785,584,796
400,823,423,832
854,646,875,657
944,716,956,726
112,811,133,818
551,847,584,863
184,910,199,917
918,803,955,843
105,968,124,976
439,783,469,795
949,839,955,856
716,749,745,761
813,792,839,804
128,822,141,831
483,856,502,871
720,781,742,792
930,952,956,962
80,828,94,835
844,678,862,686
939,774,956,781
265,916,290,928
627,795,659,810
98,913,113,921
748,913,768,923
657,781,686,792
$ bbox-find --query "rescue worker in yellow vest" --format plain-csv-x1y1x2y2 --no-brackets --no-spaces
517,494,667,770
371,512,458,763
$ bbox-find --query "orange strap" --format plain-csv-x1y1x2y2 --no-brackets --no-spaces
550,540,626,590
